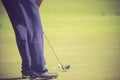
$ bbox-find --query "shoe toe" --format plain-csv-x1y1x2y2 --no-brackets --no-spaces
39,72,58,79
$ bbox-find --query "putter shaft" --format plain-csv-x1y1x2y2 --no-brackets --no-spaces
43,32,65,69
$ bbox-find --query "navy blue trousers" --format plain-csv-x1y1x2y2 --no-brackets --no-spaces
2,0,48,73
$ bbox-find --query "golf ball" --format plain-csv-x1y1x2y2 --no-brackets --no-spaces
58,64,61,68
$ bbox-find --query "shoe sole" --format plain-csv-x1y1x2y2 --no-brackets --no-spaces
22,75,43,80
22,75,58,80
40,75,58,80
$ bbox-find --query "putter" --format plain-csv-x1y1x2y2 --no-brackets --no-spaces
43,32,70,71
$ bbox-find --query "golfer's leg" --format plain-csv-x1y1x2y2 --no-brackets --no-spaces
1,0,31,70
20,0,48,73
28,1,48,73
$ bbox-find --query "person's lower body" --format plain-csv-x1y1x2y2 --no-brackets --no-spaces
2,0,58,79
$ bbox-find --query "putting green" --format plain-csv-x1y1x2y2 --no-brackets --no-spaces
0,0,120,80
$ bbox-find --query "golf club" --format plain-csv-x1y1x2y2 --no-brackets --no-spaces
43,32,70,71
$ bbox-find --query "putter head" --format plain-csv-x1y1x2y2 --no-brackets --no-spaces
58,64,71,71
63,65,70,71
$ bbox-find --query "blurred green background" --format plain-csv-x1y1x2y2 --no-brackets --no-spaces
0,0,120,80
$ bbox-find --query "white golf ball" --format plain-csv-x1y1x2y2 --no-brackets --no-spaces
58,64,61,68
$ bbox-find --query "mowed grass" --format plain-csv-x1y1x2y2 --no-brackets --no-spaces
0,0,120,80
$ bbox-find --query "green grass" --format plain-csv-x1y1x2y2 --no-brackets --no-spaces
0,0,120,80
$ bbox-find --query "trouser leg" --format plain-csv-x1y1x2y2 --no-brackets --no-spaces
2,0,47,72
19,0,47,73
1,0,31,70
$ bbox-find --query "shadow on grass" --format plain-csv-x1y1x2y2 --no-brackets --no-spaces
0,77,26,80
0,78,52,80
